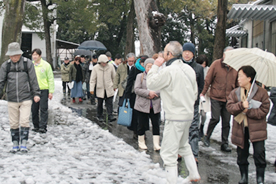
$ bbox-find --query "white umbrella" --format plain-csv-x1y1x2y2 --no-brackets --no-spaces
223,47,276,87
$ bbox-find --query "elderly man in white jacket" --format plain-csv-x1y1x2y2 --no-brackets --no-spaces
147,41,200,184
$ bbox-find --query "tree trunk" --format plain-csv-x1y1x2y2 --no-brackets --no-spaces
124,0,135,57
133,0,165,57
212,0,228,61
40,0,53,69
0,0,26,65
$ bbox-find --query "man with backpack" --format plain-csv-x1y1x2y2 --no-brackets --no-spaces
0,42,40,153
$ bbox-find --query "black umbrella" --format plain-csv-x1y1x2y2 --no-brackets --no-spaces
78,40,107,50
74,49,93,56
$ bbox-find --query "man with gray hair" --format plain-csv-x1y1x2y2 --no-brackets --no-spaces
147,41,200,183
200,46,238,152
113,52,135,110
0,42,40,153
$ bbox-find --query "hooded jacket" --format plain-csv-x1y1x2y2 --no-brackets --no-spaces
0,56,40,102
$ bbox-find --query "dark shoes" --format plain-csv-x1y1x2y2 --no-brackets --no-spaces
203,136,210,147
97,116,104,122
108,115,116,122
39,129,47,134
32,128,39,132
221,144,232,152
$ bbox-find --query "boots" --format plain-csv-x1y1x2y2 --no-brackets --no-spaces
20,127,29,153
238,165,248,184
183,154,201,183
153,135,161,151
10,128,20,153
165,166,178,184
138,135,147,150
256,166,265,184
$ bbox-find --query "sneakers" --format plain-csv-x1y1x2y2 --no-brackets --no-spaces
203,136,210,147
72,98,76,103
221,144,232,152
79,98,83,103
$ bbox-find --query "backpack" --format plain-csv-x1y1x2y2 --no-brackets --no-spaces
2,58,29,99
6,57,28,79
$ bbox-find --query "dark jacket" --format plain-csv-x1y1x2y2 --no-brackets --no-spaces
69,63,85,82
0,56,40,102
201,58,238,102
85,62,97,83
183,59,204,105
268,87,276,126
226,84,270,149
125,66,143,99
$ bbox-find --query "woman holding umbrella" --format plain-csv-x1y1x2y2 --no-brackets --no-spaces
226,65,270,184
69,56,85,103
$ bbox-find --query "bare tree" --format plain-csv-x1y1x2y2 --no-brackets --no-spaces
0,0,26,65
212,0,228,61
133,0,165,57
124,0,135,57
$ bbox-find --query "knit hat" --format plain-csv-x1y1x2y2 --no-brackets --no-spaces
64,57,69,60
5,42,23,56
144,58,154,68
182,43,195,55
98,54,109,63
105,51,112,57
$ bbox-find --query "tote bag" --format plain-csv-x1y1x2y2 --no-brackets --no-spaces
117,99,133,127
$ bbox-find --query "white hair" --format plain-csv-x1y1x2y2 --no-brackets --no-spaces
166,41,182,57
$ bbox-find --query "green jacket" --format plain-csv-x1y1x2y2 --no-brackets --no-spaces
61,63,71,82
113,63,128,97
69,63,85,82
33,58,55,93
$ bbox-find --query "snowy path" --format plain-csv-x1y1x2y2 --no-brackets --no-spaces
0,79,186,184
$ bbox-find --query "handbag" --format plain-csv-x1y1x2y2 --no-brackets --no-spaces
117,99,133,127
67,81,74,89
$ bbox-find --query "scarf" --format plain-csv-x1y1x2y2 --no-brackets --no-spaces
234,87,248,127
166,58,179,66
135,58,145,72
74,63,83,83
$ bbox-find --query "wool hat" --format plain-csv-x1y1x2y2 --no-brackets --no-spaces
64,57,69,60
144,58,154,68
105,51,112,57
5,42,23,56
182,43,195,55
98,54,109,63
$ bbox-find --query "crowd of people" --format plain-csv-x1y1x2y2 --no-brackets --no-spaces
0,41,275,184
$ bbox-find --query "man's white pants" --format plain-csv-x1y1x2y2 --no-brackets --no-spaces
160,120,193,167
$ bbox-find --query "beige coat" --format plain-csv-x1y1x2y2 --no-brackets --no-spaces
134,72,161,114
90,63,116,98
61,63,71,82
113,63,128,97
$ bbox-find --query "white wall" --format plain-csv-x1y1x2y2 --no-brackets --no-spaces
32,33,47,60
0,10,4,57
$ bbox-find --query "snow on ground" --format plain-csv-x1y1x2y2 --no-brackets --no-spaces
0,78,187,184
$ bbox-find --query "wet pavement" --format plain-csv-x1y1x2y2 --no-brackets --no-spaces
61,97,276,184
